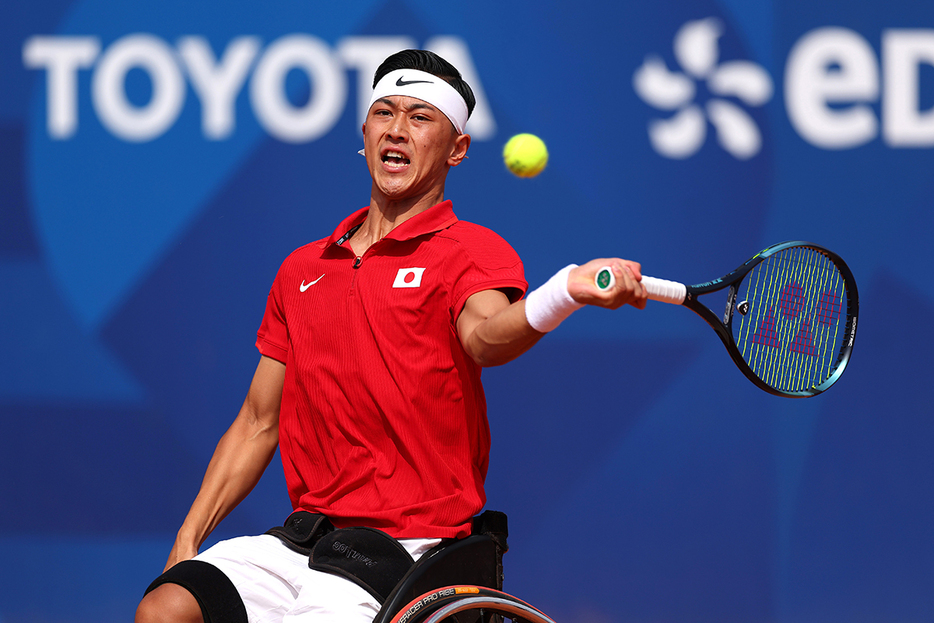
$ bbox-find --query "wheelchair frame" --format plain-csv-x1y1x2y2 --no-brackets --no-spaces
372,513,554,623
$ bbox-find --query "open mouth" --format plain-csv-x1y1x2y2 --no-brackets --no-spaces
381,150,411,169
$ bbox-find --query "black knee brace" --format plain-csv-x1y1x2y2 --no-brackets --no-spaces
145,560,248,623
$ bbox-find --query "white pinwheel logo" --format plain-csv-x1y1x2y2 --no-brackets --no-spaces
634,18,773,160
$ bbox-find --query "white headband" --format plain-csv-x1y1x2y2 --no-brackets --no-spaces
366,69,469,135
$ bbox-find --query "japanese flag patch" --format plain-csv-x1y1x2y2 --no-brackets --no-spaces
393,267,426,288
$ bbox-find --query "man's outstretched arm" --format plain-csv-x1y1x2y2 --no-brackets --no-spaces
457,259,648,367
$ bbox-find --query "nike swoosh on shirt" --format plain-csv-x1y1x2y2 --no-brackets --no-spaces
300,274,325,292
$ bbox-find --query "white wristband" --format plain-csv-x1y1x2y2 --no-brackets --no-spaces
524,264,584,332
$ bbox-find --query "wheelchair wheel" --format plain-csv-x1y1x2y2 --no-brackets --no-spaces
386,585,555,623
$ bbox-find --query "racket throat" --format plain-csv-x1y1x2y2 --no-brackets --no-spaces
723,286,739,325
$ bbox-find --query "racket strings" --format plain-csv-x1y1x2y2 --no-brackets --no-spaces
735,247,847,392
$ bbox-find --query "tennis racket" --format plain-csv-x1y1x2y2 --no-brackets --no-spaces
595,241,858,398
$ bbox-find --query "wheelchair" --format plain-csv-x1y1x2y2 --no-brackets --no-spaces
371,511,554,623
146,511,553,622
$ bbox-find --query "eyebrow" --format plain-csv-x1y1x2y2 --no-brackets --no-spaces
375,97,437,113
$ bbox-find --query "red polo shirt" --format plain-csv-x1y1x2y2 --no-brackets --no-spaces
256,200,527,539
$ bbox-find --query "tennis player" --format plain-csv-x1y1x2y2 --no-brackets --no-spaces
135,49,647,623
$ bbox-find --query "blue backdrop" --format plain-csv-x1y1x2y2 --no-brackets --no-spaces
3,1,933,621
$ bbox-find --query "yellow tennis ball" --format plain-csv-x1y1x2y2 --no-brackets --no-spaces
503,133,548,178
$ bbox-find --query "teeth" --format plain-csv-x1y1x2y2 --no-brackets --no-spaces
382,150,410,168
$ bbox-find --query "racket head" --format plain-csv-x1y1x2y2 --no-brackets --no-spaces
722,241,858,397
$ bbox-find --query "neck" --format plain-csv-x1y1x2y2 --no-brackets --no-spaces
349,188,445,256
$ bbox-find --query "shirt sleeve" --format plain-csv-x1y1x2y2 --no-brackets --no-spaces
256,262,290,364
449,224,528,321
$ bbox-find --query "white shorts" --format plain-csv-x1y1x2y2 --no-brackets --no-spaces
194,534,441,623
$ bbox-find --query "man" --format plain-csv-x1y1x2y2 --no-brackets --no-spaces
136,49,647,623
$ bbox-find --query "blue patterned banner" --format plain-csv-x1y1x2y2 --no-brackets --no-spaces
2,1,932,621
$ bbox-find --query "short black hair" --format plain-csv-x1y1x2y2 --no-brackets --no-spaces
372,49,476,118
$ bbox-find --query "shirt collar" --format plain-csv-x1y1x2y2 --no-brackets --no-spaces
320,200,459,248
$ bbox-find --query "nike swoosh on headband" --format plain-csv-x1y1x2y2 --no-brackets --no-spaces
396,76,433,86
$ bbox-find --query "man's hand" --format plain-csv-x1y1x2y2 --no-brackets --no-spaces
568,259,648,309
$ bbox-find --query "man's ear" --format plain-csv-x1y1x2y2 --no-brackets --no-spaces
448,133,471,167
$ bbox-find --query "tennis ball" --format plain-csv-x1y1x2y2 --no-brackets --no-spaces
503,133,548,178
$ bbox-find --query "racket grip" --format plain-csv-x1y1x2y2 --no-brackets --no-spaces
642,276,687,304
594,268,686,305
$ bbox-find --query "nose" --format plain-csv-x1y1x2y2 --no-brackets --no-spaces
387,115,409,141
